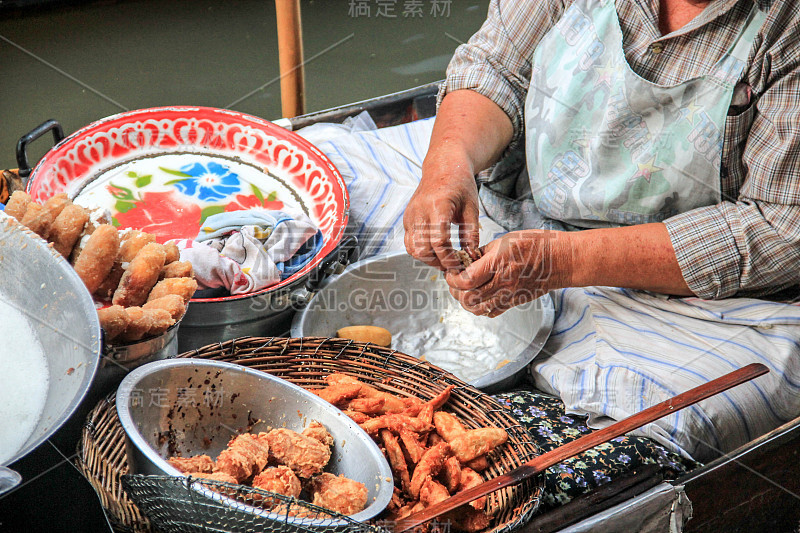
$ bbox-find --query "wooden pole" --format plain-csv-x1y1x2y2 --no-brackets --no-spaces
275,0,306,118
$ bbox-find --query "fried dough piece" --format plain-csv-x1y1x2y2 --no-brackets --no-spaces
428,432,445,447
117,307,151,343
160,260,193,279
459,467,486,511
265,428,331,479
466,455,489,472
73,224,120,294
326,374,406,414
214,433,270,483
433,411,467,442
399,429,426,464
409,442,451,499
302,421,334,448
146,308,175,336
168,454,214,474
308,473,368,516
360,414,432,436
252,466,301,498
4,191,31,220
147,277,198,304
20,202,54,239
313,382,362,405
420,478,450,508
43,193,70,219
455,247,482,269
343,410,371,424
163,242,180,264
449,428,508,463
50,203,89,258
418,385,455,424
113,242,167,307
119,230,157,262
346,396,386,415
142,294,187,321
440,456,462,493
95,261,125,301
97,305,129,342
381,429,411,497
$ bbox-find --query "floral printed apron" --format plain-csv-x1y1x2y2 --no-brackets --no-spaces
525,0,765,227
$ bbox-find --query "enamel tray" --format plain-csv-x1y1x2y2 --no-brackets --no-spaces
26,106,349,299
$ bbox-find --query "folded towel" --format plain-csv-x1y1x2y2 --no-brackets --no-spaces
174,209,322,295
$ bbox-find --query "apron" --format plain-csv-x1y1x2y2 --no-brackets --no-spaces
517,1,800,463
524,0,765,228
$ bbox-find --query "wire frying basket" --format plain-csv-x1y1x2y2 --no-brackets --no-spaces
121,474,386,533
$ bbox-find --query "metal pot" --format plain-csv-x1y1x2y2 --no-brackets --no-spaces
291,252,554,393
177,235,358,351
0,217,101,490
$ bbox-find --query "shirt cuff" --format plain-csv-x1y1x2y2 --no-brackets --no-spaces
437,66,526,151
664,205,742,300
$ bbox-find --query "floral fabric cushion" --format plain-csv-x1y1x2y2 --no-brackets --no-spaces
494,388,699,510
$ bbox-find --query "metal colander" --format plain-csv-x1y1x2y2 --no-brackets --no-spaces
121,474,384,533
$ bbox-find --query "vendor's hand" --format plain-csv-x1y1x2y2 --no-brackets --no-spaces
445,230,570,317
403,149,480,271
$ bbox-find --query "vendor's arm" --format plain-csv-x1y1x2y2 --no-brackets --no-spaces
404,0,570,270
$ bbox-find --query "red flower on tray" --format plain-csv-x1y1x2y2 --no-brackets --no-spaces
225,190,284,213
115,190,202,243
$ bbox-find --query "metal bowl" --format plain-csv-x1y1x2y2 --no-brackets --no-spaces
116,358,394,525
291,252,554,393
0,217,101,469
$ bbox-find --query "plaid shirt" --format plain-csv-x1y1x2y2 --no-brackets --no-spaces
441,0,800,299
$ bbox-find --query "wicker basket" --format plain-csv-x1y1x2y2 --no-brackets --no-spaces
77,337,544,532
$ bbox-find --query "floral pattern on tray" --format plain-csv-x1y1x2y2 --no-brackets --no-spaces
102,160,287,243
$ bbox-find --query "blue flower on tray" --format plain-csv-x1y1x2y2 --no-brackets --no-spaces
170,161,241,202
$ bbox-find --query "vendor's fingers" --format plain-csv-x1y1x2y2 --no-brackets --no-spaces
471,290,538,318
404,221,443,270
457,205,480,252
430,219,462,271
445,255,494,291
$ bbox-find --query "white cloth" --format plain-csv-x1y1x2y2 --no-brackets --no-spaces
531,287,800,462
174,209,320,294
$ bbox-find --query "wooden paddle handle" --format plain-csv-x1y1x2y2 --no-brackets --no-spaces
395,363,769,532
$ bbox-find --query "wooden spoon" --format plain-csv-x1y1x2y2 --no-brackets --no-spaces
394,363,769,532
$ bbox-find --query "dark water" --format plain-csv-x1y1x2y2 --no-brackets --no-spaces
0,0,490,171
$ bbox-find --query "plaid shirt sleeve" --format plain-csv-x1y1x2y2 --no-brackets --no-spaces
665,6,800,300
437,0,571,150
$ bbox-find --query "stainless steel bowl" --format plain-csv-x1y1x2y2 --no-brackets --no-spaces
116,358,394,525
291,252,554,393
0,217,101,472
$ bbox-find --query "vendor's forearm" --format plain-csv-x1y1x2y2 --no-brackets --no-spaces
425,90,514,176
565,223,694,296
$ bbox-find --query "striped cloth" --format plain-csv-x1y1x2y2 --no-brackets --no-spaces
531,287,800,462
298,116,800,463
